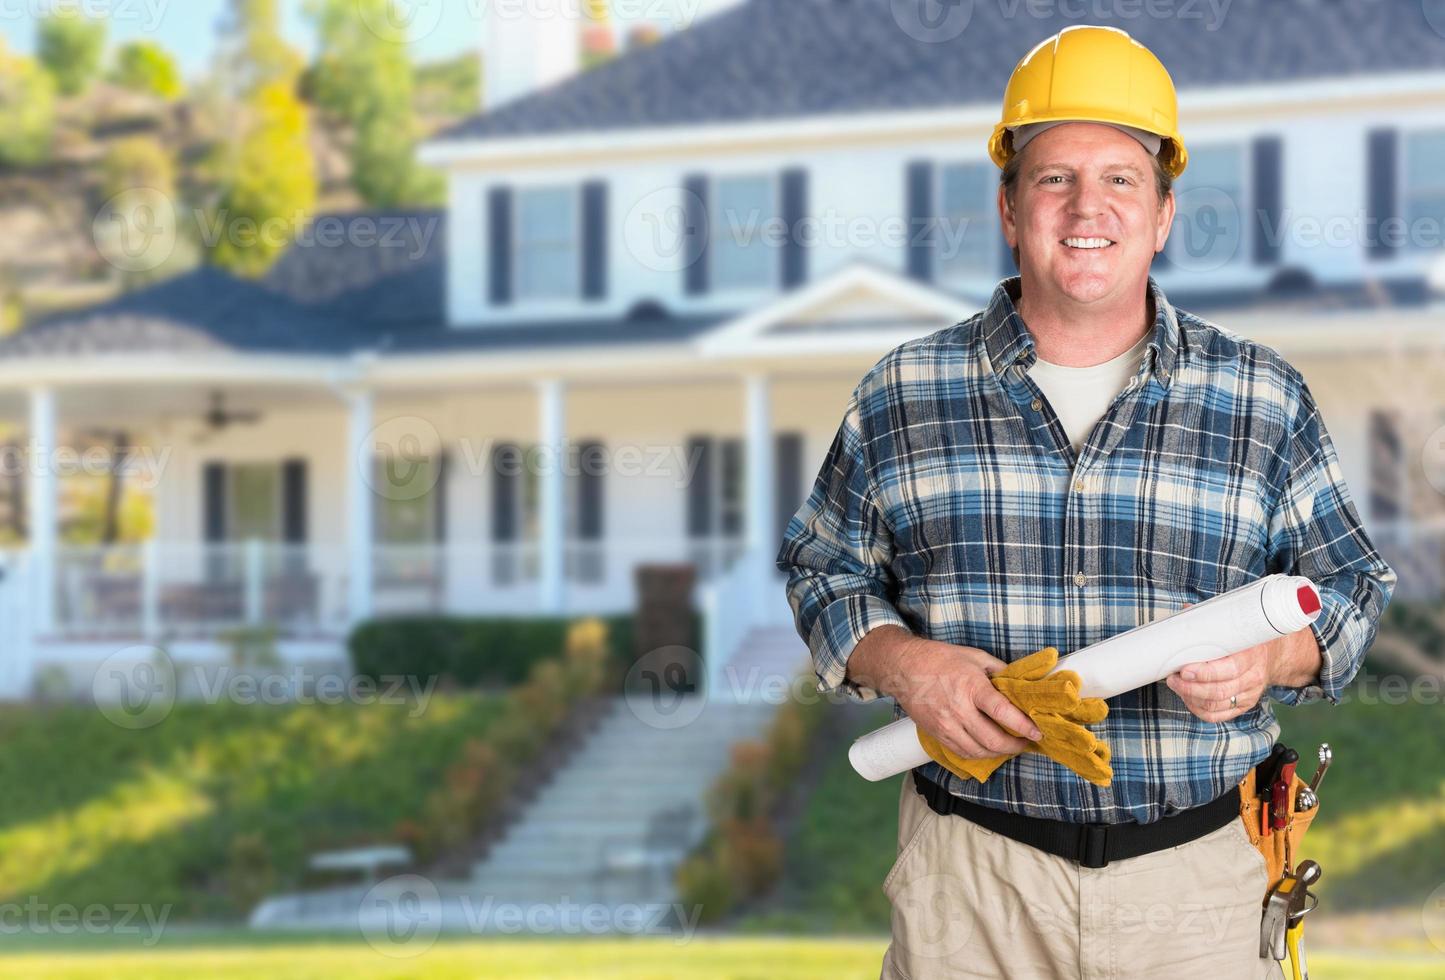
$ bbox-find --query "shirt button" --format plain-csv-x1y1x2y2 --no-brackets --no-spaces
1030,397,1042,412
1073,571,1087,588
1073,478,1086,492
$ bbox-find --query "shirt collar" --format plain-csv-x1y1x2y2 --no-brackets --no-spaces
979,274,1180,387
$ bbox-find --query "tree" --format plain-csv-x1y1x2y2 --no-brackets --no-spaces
216,0,303,96
208,81,317,277
36,10,106,96
205,0,316,277
111,41,184,99
305,0,443,207
0,40,56,167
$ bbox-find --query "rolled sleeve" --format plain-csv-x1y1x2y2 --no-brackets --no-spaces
775,389,910,701
1265,380,1397,706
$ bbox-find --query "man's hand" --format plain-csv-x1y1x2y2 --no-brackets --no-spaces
1166,610,1322,721
847,627,1043,758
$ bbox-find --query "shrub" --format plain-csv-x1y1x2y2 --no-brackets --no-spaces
349,612,680,690
223,831,276,914
677,672,826,920
675,849,735,924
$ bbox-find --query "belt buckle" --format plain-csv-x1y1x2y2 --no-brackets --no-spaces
1079,823,1109,868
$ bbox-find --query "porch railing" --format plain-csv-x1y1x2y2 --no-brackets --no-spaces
49,535,750,638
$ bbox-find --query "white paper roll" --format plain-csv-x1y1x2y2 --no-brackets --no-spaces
847,574,1321,782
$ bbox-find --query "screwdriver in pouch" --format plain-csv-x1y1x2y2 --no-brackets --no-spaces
1271,747,1299,831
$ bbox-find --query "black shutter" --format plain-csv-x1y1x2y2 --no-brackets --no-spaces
203,462,227,542
683,175,709,296
906,160,935,281
780,168,808,289
577,440,605,540
488,185,513,304
490,443,519,585
581,181,608,301
1252,136,1283,266
720,438,744,537
685,435,713,538
774,432,804,549
281,458,307,544
202,461,227,582
491,443,519,542
1366,128,1398,261
433,450,449,543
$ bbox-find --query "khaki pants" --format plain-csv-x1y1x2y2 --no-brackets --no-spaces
880,776,1286,980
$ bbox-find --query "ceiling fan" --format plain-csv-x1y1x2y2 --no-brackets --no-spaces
189,391,262,444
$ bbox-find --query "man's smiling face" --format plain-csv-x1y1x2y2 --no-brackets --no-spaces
1000,121,1175,307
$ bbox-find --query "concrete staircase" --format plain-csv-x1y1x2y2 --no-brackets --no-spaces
249,625,810,933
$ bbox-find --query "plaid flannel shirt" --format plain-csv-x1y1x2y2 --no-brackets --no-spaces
776,274,1397,825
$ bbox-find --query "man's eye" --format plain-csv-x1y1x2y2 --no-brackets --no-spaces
1042,175,1065,184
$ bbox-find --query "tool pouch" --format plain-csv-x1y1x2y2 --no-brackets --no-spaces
1235,763,1319,890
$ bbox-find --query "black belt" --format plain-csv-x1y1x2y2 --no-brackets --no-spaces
911,768,1240,869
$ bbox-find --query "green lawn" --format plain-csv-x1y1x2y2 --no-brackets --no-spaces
0,695,501,919
0,935,1439,979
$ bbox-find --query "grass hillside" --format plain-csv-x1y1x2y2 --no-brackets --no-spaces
0,695,500,919
744,673,1445,934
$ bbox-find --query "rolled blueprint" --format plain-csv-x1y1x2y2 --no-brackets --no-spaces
848,574,1321,782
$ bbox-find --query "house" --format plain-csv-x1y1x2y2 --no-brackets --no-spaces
2,0,1444,700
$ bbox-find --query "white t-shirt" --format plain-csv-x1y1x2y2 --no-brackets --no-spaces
1027,330,1151,454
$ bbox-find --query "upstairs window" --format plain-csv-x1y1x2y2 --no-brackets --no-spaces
711,175,776,291
937,161,996,284
1404,129,1445,253
515,186,579,300
1166,143,1246,271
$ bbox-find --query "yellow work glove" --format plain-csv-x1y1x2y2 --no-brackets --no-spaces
915,646,1114,787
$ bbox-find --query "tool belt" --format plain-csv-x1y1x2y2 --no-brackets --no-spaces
910,768,1239,868
1236,745,1321,890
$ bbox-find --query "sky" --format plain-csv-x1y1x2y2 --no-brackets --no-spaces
0,0,743,78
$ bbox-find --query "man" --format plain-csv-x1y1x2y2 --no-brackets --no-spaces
775,25,1396,980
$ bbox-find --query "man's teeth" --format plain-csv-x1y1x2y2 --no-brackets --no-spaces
1063,237,1114,249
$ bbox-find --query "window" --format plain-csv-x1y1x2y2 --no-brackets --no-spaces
374,455,440,544
1167,144,1246,271
718,438,744,537
228,463,280,540
515,186,578,300
711,175,776,291
937,162,996,284
1404,129,1445,253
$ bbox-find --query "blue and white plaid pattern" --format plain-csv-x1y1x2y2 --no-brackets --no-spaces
776,274,1397,825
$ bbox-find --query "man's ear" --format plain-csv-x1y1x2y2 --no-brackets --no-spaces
998,184,1017,249
1155,188,1177,255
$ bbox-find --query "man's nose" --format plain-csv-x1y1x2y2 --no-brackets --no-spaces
1067,179,1108,219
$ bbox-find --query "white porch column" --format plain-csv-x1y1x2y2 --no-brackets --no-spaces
346,388,374,623
28,386,56,635
744,373,775,609
537,378,566,614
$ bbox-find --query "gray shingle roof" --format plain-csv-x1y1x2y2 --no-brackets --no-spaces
0,213,728,359
434,0,1445,144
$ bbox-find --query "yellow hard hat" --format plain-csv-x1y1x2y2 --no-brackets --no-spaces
988,25,1188,179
